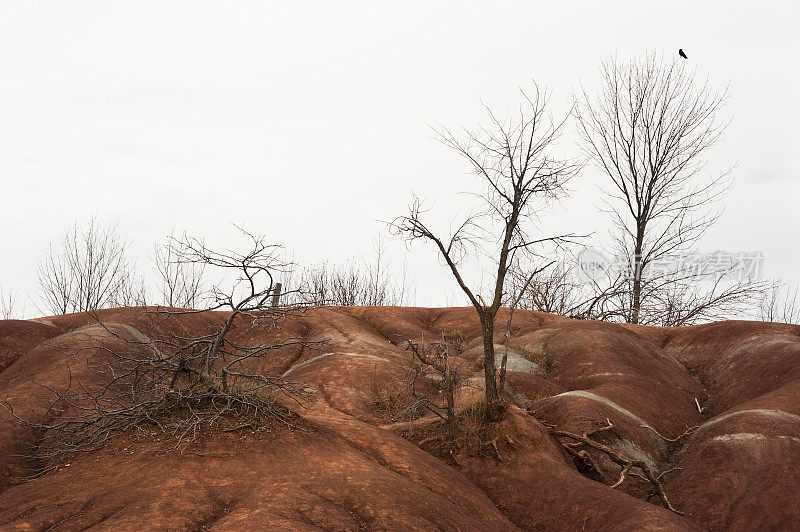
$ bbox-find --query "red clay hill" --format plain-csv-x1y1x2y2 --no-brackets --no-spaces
1,306,799,530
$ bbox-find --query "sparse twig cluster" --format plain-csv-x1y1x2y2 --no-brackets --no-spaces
153,231,207,309
510,253,768,326
285,236,412,307
395,333,465,424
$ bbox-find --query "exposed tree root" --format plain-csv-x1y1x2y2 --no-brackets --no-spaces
642,423,699,442
548,420,683,515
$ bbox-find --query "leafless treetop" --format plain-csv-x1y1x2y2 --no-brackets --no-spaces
576,52,732,323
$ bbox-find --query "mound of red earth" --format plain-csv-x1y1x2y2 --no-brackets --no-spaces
1,307,799,530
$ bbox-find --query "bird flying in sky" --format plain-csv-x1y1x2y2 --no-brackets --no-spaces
679,48,688,59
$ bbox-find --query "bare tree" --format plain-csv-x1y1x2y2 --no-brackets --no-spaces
167,228,311,388
576,52,732,324
363,234,411,306
760,280,799,324
512,250,765,326
37,218,136,315
6,228,315,470
152,232,206,309
392,85,577,420
0,285,22,320
509,260,586,317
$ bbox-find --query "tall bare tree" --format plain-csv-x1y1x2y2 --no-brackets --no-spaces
393,85,577,420
37,218,136,315
576,53,732,324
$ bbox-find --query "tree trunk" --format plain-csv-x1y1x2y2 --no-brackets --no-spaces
444,356,455,424
631,230,644,325
481,313,504,420
632,267,642,324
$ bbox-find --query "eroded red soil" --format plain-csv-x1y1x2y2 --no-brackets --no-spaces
1,307,798,530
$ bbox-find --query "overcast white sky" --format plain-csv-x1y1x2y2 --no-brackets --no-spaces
1,1,798,315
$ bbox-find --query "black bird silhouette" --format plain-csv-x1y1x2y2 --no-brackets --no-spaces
679,49,688,59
